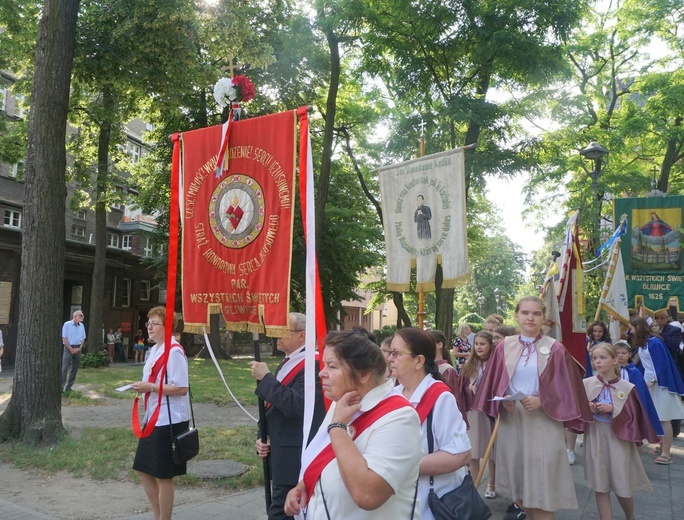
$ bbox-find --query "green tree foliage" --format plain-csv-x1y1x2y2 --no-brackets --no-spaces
522,1,684,313
68,0,201,345
0,1,40,167
353,0,586,335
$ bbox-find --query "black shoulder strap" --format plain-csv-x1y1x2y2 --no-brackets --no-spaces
427,408,435,489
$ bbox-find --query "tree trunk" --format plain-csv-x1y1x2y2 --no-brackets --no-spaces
434,265,454,346
314,22,340,253
87,88,114,353
659,117,682,193
0,0,80,443
392,292,412,328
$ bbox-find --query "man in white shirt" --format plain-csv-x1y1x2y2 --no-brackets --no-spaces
62,310,86,392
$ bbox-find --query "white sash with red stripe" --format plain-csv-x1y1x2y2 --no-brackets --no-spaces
298,383,412,499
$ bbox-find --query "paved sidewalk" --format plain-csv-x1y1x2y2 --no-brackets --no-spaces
1,433,683,520
0,499,55,520
115,434,684,520
1,357,682,519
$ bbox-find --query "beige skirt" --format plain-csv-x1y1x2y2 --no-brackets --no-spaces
467,409,495,461
495,401,577,511
584,420,652,496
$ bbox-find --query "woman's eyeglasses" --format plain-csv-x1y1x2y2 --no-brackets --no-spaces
388,350,412,358
146,321,163,328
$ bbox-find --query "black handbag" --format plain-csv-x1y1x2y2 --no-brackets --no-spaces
426,410,491,520
166,382,199,465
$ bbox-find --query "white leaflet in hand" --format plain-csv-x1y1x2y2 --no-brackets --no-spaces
116,384,133,392
490,391,527,401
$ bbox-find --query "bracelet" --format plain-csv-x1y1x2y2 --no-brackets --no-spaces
327,422,348,433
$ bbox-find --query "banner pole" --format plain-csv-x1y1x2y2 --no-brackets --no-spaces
253,331,272,510
417,123,426,329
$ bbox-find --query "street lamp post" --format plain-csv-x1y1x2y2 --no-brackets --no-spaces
477,295,484,316
494,288,500,313
579,141,609,253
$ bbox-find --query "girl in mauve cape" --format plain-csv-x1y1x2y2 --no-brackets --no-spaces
474,296,592,520
458,330,497,499
580,342,659,520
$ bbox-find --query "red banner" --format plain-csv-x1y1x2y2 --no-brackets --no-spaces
179,111,296,336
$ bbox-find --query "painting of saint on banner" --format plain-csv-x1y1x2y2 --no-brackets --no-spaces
630,208,682,272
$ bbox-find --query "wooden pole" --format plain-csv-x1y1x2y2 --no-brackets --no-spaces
417,126,426,329
475,416,500,488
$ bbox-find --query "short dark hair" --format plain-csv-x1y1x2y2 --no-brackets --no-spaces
324,330,387,385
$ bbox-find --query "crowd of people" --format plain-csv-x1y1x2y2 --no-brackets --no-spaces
122,297,684,520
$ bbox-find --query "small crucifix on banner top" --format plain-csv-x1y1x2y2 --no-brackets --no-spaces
220,57,243,77
417,118,426,138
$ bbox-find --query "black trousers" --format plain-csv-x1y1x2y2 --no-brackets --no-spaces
268,483,295,520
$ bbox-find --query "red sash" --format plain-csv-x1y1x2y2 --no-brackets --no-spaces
131,343,185,438
281,359,306,387
302,394,412,497
266,356,317,410
414,381,451,424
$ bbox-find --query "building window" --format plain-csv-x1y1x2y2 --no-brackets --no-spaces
140,280,151,302
121,277,131,307
107,233,120,248
71,225,86,238
74,209,86,220
3,209,21,228
13,93,25,119
129,142,141,163
111,186,126,211
144,237,154,257
112,276,131,307
9,161,24,179
122,234,132,250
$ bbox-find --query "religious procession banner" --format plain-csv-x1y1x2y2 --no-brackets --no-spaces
379,148,469,292
614,195,684,314
178,110,296,336
557,210,588,365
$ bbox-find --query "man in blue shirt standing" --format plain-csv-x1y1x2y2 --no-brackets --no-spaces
62,310,86,392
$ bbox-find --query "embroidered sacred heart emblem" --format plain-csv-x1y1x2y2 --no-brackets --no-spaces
226,198,244,230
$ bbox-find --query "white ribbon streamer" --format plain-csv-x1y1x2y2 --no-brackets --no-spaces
202,327,258,423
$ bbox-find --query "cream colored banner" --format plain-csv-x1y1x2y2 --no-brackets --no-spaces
379,149,469,292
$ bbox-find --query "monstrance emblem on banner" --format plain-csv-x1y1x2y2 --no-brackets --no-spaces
209,174,266,248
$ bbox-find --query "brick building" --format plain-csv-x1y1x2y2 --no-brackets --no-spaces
0,73,164,363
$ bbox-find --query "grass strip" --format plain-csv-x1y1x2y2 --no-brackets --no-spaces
0,425,263,489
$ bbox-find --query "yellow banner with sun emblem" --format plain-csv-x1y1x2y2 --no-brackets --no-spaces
179,111,296,336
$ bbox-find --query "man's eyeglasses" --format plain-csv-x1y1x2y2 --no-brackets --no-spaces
146,321,163,328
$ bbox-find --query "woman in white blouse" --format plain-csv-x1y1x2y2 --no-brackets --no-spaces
391,327,472,520
285,330,423,519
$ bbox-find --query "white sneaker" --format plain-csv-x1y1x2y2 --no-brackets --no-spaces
567,449,576,465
